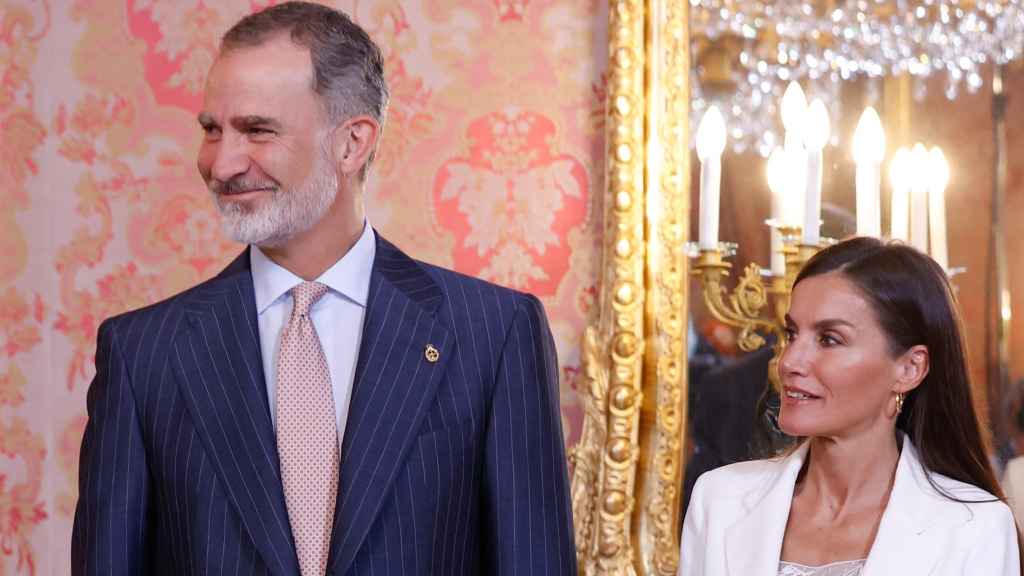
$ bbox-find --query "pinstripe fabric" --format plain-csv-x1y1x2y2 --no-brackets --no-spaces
72,233,577,575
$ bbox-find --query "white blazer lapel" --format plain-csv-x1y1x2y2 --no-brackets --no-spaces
862,438,947,576
724,443,809,576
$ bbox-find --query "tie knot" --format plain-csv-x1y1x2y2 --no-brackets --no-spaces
290,281,329,316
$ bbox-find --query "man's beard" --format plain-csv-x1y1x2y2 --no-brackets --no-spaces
209,150,338,248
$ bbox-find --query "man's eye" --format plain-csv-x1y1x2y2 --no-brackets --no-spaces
247,127,274,136
201,125,220,136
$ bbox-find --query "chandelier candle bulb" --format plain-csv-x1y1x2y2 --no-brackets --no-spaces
889,147,911,242
696,105,727,250
767,148,787,276
780,82,808,228
928,147,950,271
802,99,830,246
909,143,930,254
853,107,885,238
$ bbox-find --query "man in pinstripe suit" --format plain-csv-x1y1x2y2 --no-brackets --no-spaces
72,3,576,574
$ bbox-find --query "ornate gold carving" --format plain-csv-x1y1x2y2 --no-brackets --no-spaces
692,251,779,353
570,327,608,563
573,3,830,572
572,1,692,574
571,0,647,574
634,1,690,574
691,230,822,393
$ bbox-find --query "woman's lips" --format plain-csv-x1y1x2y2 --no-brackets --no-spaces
783,386,821,404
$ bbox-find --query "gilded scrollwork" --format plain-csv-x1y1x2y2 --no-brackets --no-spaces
571,0,648,574
571,1,691,575
638,1,690,573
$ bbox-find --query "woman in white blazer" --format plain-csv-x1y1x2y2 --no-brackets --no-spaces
680,237,1020,576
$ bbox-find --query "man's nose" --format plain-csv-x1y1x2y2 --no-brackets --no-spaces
204,137,251,184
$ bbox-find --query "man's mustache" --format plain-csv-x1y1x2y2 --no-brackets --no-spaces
208,177,279,195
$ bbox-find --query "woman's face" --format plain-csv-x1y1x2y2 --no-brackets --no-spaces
778,272,914,439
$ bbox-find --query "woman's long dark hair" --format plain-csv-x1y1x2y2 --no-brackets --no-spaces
794,237,1004,504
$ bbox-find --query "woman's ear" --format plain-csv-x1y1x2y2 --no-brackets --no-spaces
895,344,930,394
331,115,380,178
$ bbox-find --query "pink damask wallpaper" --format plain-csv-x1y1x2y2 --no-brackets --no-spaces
0,1,607,573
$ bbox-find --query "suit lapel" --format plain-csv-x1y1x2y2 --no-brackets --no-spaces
862,438,946,576
724,444,808,576
327,235,452,576
172,250,299,575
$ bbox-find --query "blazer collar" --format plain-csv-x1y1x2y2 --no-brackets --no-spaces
724,443,808,576
325,233,451,575
861,435,960,575
173,249,299,575
724,435,958,576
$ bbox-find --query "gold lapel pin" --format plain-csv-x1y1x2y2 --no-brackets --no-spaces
424,344,440,363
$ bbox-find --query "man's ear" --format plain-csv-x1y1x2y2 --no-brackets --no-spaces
894,344,929,394
331,115,380,178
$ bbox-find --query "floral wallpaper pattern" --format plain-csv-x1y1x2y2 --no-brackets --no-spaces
0,1,607,573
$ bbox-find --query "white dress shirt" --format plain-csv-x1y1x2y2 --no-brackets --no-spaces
250,222,375,450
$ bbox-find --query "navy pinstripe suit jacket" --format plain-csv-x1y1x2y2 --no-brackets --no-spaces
72,234,576,575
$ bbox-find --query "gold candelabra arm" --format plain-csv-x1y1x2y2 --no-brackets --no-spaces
692,248,782,352
689,233,826,393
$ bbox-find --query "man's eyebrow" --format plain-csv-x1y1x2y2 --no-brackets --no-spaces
197,112,215,126
231,115,282,130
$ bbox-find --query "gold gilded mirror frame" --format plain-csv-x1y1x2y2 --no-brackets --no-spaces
571,1,690,574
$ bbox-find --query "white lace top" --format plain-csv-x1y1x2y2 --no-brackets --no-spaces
777,559,866,576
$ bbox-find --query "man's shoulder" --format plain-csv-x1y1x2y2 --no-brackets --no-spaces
414,258,537,311
99,271,224,339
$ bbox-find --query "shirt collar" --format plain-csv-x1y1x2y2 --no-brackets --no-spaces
250,221,376,314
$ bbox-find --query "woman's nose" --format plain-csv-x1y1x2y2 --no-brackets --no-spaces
779,336,810,379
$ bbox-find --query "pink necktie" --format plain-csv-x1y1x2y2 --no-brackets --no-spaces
276,281,339,576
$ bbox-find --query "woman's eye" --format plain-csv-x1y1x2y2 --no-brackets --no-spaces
783,328,796,342
819,333,840,346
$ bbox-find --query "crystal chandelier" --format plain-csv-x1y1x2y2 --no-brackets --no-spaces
690,0,1024,156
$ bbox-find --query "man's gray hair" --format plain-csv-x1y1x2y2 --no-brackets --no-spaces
221,1,389,175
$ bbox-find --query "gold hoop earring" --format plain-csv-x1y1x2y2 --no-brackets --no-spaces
895,392,905,415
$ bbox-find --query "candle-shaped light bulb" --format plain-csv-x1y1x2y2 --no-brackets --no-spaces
803,99,831,151
928,146,950,270
766,147,787,199
911,143,930,167
909,143,930,253
696,105,727,161
889,147,911,242
853,107,885,237
929,146,950,194
802,99,830,245
780,81,808,134
767,147,787,276
779,81,807,232
852,107,886,164
889,148,912,194
696,106,727,250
